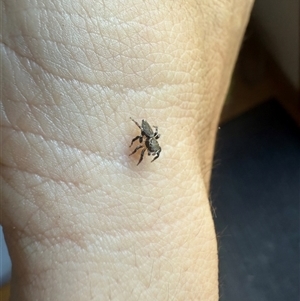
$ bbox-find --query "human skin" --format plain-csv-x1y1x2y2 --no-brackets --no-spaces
1,0,254,300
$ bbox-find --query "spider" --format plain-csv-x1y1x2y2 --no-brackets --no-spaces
129,117,161,165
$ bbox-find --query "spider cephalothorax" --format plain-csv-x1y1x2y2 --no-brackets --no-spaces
129,118,161,165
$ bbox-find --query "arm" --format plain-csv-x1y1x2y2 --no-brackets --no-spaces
1,0,254,300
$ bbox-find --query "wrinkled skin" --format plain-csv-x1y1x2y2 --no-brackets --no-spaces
1,0,254,300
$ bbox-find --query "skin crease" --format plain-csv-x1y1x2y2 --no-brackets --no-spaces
1,0,254,300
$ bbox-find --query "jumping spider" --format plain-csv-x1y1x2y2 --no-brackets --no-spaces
129,117,161,165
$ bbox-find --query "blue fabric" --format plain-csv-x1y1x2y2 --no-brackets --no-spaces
210,99,300,301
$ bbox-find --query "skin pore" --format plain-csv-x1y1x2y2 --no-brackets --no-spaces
1,0,254,300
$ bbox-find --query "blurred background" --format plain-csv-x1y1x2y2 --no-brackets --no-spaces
1,0,299,299
210,1,299,301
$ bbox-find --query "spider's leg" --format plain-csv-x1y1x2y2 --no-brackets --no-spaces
130,135,142,147
151,151,160,163
137,148,146,165
130,117,141,130
129,145,143,156
153,126,160,139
